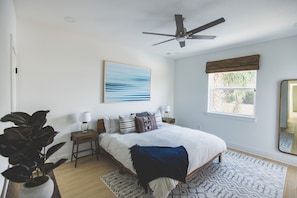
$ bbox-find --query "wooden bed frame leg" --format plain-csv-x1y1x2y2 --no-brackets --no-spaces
119,167,124,174
218,153,222,163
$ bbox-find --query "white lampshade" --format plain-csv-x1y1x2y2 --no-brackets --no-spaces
80,112,91,123
164,105,171,113
176,36,186,42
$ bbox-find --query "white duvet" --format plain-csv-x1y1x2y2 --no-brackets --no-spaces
99,124,226,198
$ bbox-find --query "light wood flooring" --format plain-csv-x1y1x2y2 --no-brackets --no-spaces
54,150,297,198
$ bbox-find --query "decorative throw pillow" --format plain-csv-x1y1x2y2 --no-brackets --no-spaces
135,115,158,133
119,115,136,134
103,117,111,133
135,112,150,117
103,116,120,133
149,110,163,128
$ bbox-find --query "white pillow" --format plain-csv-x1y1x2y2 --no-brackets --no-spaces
103,116,120,133
150,110,163,128
119,115,136,134
103,117,111,133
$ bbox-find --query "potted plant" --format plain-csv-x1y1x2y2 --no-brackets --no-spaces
0,110,67,197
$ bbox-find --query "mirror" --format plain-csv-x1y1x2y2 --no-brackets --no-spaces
278,79,297,155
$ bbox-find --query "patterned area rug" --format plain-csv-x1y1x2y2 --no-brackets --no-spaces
100,150,287,198
279,132,294,152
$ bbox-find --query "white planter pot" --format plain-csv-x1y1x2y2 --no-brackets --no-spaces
19,176,54,198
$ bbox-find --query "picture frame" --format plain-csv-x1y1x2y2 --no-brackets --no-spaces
103,61,151,102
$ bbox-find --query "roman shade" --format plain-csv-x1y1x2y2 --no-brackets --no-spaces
205,54,260,73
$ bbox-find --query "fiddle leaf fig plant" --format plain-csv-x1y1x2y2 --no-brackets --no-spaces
0,110,67,187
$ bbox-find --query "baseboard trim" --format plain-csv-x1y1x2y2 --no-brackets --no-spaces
227,142,297,167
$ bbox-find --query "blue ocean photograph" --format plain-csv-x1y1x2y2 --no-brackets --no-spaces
104,61,151,102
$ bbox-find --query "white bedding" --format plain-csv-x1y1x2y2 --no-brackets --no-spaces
99,124,226,198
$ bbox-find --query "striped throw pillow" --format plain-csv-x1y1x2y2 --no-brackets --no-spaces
119,115,136,134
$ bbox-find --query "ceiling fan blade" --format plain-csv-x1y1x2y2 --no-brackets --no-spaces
175,14,184,35
186,17,225,36
152,38,175,46
179,41,185,48
143,32,175,37
188,35,216,39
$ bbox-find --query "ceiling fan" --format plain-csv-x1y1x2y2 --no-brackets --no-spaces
143,14,225,48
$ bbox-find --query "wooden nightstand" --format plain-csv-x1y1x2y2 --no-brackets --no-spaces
71,129,99,167
162,117,175,124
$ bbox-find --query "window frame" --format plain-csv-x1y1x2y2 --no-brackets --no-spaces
207,70,257,118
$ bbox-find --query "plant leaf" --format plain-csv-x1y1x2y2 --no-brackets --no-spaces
28,110,49,129
40,162,55,175
0,135,17,157
8,146,42,167
42,158,67,175
2,166,30,183
9,151,28,165
46,142,66,160
34,126,56,147
0,113,29,126
12,112,31,121
4,127,32,141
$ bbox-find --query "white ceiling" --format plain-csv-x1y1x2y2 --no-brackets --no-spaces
13,0,297,59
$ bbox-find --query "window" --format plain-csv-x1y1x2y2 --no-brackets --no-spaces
208,70,257,117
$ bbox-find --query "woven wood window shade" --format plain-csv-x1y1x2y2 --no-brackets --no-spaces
206,54,260,73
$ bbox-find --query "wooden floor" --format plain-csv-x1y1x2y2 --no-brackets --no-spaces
54,150,297,198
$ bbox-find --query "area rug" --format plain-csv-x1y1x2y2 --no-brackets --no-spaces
279,131,294,152
100,150,287,198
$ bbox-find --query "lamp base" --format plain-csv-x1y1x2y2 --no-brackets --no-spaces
164,112,170,118
81,122,88,133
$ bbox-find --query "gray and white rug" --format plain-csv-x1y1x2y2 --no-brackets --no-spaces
100,150,287,198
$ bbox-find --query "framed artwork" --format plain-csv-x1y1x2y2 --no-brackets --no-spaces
104,61,151,102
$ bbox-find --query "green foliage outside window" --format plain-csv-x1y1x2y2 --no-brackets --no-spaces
210,70,256,116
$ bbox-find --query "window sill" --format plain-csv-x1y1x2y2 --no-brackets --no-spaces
206,112,256,122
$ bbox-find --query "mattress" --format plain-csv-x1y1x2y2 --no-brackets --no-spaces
99,124,226,197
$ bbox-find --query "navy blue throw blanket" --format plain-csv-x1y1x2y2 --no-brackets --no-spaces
129,144,189,192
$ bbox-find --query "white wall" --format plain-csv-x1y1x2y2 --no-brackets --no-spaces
174,35,297,166
0,0,16,126
16,20,174,160
0,0,16,197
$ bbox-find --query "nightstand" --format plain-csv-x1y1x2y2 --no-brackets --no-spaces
162,117,175,124
71,129,99,167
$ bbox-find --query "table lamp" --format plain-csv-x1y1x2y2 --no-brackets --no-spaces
80,112,91,133
163,105,170,118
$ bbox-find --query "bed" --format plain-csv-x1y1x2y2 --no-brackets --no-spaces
97,117,226,198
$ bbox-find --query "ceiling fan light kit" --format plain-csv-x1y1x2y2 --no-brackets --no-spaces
143,14,225,48
176,36,186,42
